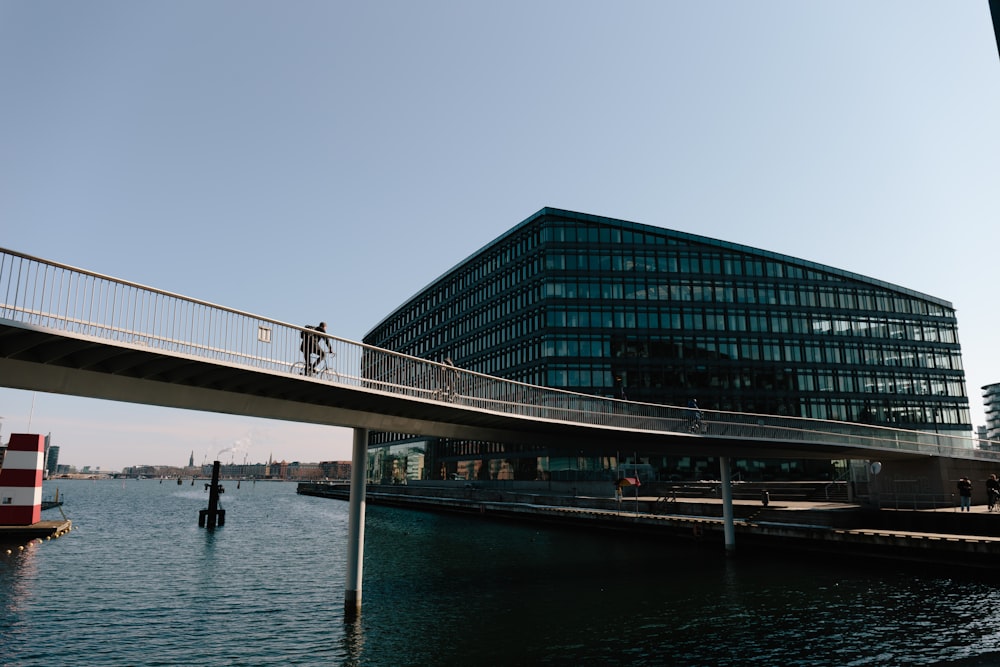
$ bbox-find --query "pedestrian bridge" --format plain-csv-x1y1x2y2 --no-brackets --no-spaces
0,246,994,464
5,245,998,614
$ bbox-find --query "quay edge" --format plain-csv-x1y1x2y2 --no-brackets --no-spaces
298,482,1000,571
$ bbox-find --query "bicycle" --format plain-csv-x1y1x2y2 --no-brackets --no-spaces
431,358,459,402
432,385,458,403
290,351,339,381
687,412,706,434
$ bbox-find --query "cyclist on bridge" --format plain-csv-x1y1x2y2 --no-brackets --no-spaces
686,398,703,433
301,321,334,376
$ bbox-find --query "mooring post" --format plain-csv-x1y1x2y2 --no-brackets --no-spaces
720,456,735,553
345,428,369,617
198,460,226,529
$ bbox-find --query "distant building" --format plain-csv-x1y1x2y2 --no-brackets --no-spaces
983,383,1000,444
976,425,997,452
363,207,971,484
45,443,60,478
319,461,352,480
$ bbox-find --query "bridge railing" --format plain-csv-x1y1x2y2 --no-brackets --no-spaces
0,247,992,461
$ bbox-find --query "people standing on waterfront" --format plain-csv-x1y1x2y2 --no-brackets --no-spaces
958,476,973,511
301,321,334,376
987,474,1000,511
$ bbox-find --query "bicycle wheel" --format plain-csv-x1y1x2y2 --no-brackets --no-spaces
316,365,339,382
292,360,321,377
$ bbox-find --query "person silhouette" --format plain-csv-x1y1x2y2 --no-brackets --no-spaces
301,321,334,376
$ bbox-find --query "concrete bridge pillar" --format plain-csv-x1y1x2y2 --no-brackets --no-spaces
720,456,735,553
345,427,368,616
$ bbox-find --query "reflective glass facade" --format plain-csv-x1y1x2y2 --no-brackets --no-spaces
364,208,970,481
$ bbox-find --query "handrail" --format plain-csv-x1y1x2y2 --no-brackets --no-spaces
1,245,996,461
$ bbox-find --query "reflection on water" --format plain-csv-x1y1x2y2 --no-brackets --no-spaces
1,541,39,635
2,480,1000,666
342,614,365,667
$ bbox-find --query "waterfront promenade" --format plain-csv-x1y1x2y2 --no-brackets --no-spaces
298,481,1000,572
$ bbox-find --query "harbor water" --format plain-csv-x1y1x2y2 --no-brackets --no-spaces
3,480,1000,666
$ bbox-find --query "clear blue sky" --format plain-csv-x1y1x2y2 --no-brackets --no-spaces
1,1,998,471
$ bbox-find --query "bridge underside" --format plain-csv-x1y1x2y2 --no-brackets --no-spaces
0,320,926,462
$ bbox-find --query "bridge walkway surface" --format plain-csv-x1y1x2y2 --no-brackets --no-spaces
298,482,1000,573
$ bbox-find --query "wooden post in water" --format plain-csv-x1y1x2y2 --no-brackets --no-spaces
198,460,226,529
345,428,368,617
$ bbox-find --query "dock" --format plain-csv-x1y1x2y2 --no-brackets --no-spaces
0,519,72,545
298,482,1000,571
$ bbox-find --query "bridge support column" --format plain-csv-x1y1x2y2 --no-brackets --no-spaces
720,456,735,554
344,427,368,617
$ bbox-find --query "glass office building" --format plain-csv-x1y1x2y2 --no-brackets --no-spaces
363,208,970,483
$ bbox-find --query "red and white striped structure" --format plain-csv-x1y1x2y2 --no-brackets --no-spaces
0,433,45,525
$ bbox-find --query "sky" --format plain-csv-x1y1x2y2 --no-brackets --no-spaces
1,1,998,471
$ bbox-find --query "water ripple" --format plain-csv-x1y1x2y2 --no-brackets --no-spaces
5,481,1000,666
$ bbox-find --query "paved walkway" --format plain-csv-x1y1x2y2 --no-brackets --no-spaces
612,494,1000,542
621,493,998,514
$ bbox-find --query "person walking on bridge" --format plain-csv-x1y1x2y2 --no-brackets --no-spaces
301,321,334,376
686,398,703,433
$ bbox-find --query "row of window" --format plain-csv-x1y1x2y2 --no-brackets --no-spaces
544,306,958,343
543,277,951,318
794,372,965,397
542,222,675,247
542,335,962,370
544,249,816,279
544,365,964,398
797,399,969,426
541,367,969,426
